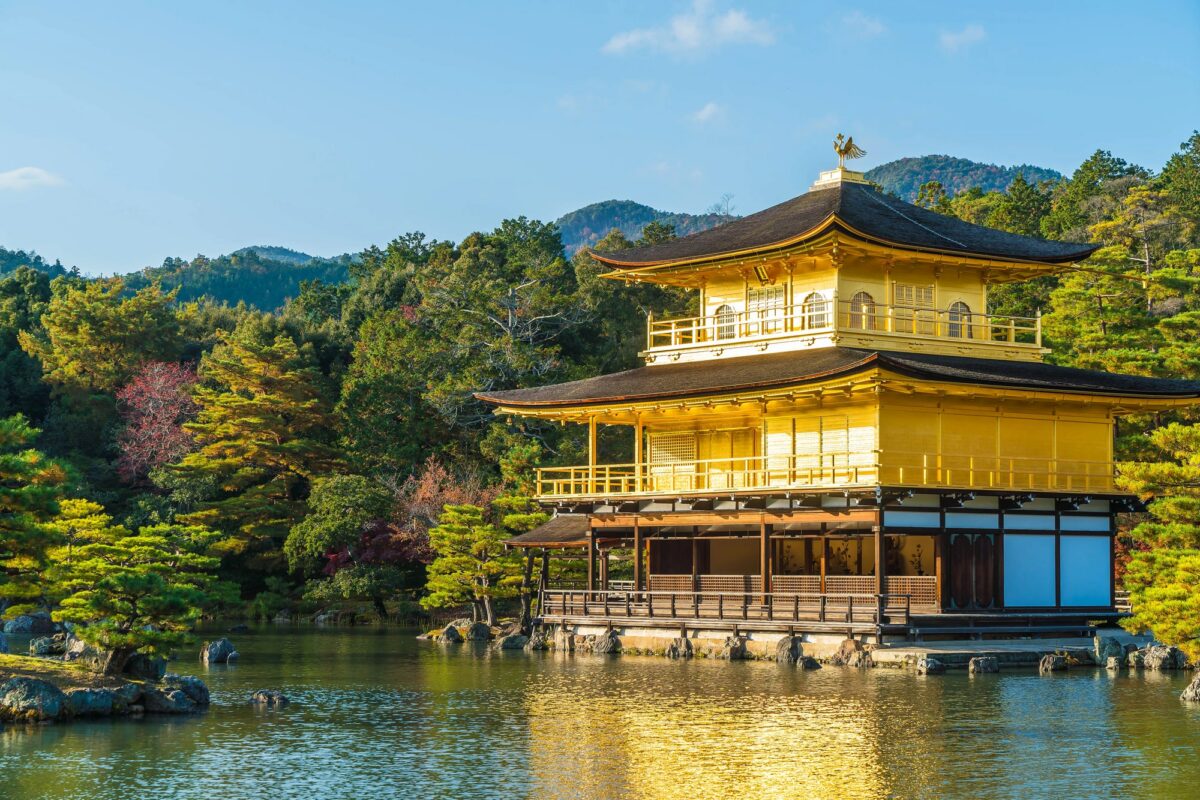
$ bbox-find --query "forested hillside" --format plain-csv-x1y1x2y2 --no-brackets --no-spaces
866,155,1061,201
0,246,74,279
2,132,1199,660
554,199,734,253
123,249,355,309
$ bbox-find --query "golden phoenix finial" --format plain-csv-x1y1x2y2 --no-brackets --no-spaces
833,133,866,169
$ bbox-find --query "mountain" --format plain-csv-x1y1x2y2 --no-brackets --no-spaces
231,245,317,266
124,248,353,310
554,200,735,254
865,155,1062,201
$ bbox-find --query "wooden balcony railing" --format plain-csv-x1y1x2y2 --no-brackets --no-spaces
535,451,1116,499
538,588,914,629
644,298,1041,353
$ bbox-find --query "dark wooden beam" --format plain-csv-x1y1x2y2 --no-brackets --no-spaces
633,518,642,594
590,508,880,528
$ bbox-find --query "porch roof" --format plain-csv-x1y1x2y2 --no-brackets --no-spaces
506,514,590,548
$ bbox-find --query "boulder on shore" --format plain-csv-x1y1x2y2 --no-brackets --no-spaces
1039,654,1067,674
969,656,999,675
162,674,210,707
496,633,529,650
0,677,68,722
552,626,575,652
590,629,622,655
917,657,945,675
29,633,68,657
1181,674,1200,703
437,624,463,643
1093,635,1124,664
830,638,873,667
201,638,237,664
124,652,167,681
142,685,197,714
1142,644,1189,670
1106,656,1122,671
524,629,551,651
717,635,748,661
250,689,290,708
65,688,115,717
665,636,693,660
463,622,491,641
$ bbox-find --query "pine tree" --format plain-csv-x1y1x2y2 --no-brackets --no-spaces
421,503,524,625
52,522,228,675
170,318,342,573
0,415,68,617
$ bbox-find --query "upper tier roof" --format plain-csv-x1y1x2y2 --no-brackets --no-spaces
478,348,1200,408
590,181,1098,268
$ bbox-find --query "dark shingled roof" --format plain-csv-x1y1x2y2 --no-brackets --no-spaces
478,348,1200,408
591,181,1097,267
506,514,589,548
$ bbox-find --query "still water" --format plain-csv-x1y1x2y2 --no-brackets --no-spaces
1,626,1198,800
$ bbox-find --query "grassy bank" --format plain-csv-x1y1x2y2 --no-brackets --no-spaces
0,654,127,690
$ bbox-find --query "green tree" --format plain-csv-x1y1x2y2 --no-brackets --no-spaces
1117,423,1200,661
915,180,952,214
170,317,342,576
1160,132,1200,246
285,474,392,573
421,503,525,625
0,267,51,422
0,415,69,617
52,522,227,675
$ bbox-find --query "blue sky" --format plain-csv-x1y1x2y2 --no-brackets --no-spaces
1,1,1197,274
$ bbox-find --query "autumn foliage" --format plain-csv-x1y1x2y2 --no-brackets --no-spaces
115,361,198,484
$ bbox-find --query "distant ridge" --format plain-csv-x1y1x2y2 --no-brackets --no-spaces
865,155,1062,201
554,200,735,254
232,245,317,266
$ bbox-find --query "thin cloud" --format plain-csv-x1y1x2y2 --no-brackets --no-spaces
939,24,986,53
603,0,775,56
0,166,63,190
691,101,724,123
842,11,885,39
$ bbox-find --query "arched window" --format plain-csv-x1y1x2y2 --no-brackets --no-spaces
947,301,971,338
848,291,876,330
714,304,737,340
802,292,829,329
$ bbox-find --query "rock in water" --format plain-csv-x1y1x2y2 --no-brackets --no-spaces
969,656,999,674
665,637,693,660
228,624,250,634
797,656,821,670
1181,674,1200,703
162,674,210,707
250,690,290,708
775,636,803,664
830,638,866,666
552,626,575,652
464,622,491,641
1106,656,1122,671
496,634,529,650
1093,635,1123,664
718,635,748,661
201,638,237,664
591,629,622,655
437,624,463,644
0,634,8,655
917,657,946,675
142,686,197,714
1039,654,1067,674
0,678,69,722
65,688,115,717
2,611,56,636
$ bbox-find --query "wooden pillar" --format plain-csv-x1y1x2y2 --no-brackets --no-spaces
519,550,536,633
820,535,828,593
633,519,642,595
587,415,598,494
691,526,700,592
600,547,609,591
587,525,596,595
934,534,945,612
634,417,644,493
874,525,886,595
759,516,770,604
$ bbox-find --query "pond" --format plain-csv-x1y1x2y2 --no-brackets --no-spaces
2,626,1198,799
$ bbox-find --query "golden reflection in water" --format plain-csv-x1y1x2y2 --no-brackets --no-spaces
524,656,903,800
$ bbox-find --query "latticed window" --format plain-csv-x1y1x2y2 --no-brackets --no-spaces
801,291,829,329
648,432,698,492
847,291,876,330
948,301,971,338
893,283,935,335
748,285,785,333
714,304,737,340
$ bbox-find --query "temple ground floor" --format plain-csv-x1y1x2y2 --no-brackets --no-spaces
511,490,1129,642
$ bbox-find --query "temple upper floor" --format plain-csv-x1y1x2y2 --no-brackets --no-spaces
590,169,1096,366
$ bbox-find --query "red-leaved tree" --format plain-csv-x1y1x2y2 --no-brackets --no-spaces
115,361,198,484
